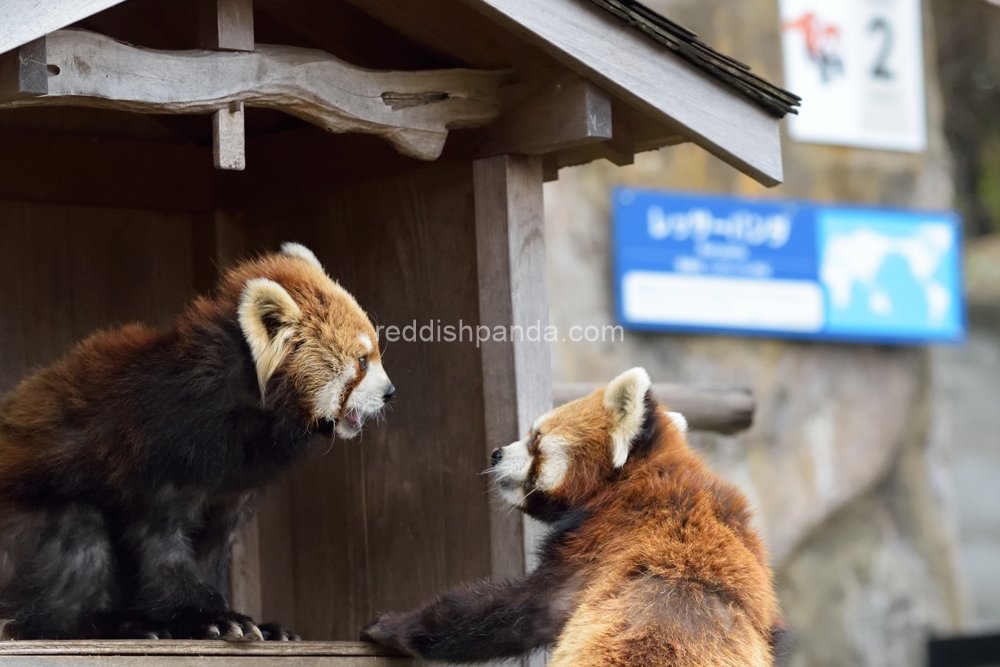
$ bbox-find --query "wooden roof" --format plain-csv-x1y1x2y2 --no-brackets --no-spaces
0,0,793,185
588,0,800,118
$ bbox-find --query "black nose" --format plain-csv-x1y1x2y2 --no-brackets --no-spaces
383,384,395,403
491,448,502,467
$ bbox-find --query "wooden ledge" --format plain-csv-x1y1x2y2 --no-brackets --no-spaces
0,640,415,665
553,382,755,435
0,30,506,161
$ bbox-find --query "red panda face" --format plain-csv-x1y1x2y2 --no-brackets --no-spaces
231,243,394,440
490,368,688,520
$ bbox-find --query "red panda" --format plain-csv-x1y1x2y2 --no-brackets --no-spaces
362,367,780,667
0,243,394,640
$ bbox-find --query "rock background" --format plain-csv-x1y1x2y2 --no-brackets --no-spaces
542,0,977,664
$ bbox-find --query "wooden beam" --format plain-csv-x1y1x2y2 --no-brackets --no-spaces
459,0,784,186
0,640,417,665
0,0,125,56
0,37,47,100
0,30,505,161
552,382,755,435
474,154,552,579
478,78,612,157
0,130,213,212
199,0,255,52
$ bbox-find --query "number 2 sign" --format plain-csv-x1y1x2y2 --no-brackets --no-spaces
779,0,927,152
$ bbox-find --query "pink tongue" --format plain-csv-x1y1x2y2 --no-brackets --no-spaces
347,410,361,428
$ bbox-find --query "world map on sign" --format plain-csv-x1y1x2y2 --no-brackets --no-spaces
818,210,963,337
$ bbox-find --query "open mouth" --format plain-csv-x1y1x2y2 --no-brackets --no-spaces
345,409,362,430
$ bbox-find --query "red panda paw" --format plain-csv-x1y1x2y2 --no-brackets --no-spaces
257,622,301,641
169,611,266,641
360,613,422,657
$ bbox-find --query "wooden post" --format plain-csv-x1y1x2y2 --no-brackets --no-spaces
199,0,253,171
474,154,552,584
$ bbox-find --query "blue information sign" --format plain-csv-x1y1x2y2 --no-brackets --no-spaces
613,189,966,344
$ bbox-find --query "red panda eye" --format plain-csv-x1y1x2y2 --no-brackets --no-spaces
359,356,368,372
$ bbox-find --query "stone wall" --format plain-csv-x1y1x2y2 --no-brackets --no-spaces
542,0,969,663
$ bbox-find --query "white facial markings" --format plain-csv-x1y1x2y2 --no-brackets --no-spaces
336,361,393,440
359,333,373,354
668,411,688,432
536,435,571,492
493,437,533,507
313,365,357,422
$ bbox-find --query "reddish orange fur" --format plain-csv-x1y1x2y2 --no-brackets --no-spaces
363,374,781,666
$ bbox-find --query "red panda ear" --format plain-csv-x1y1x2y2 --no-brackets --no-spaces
281,242,325,272
604,367,652,468
239,278,302,396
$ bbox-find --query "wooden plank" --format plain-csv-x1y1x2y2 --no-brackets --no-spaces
0,659,406,667
477,78,612,157
0,0,125,55
473,154,551,578
0,200,198,393
342,0,565,77
0,640,405,656
256,478,297,635
255,0,447,71
213,102,246,171
199,0,255,52
459,0,784,186
0,29,505,161
0,130,213,212
243,162,493,640
552,382,755,435
0,36,47,99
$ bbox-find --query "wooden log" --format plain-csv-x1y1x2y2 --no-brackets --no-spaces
477,78,612,157
552,382,755,435
0,30,505,161
199,0,255,52
0,36,47,99
0,0,125,56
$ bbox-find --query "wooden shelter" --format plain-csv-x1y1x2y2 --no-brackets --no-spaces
0,0,795,663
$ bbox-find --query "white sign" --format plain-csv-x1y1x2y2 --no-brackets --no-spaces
779,0,927,152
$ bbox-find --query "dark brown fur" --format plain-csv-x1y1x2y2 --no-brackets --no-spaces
0,245,390,640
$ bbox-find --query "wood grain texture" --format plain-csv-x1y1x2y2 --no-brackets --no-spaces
199,0,255,52
0,640,407,656
459,0,784,185
0,659,408,667
552,382,755,435
473,154,552,579
0,30,505,161
243,161,492,640
478,78,612,157
0,37,47,99
0,0,125,55
213,102,246,171
0,200,197,395
0,129,213,212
